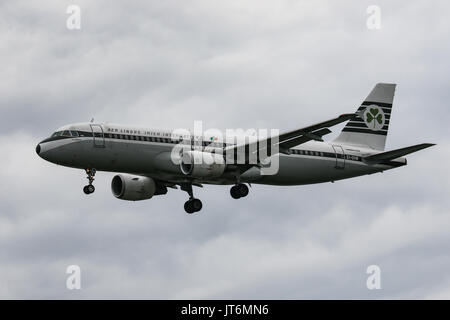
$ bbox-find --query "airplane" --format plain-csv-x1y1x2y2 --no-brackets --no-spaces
35,83,434,213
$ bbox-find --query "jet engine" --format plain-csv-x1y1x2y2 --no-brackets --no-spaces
180,150,226,178
111,174,167,201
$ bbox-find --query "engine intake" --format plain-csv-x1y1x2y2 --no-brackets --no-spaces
111,174,167,201
180,150,226,178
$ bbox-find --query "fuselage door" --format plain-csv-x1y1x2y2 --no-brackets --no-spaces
332,145,345,169
90,124,105,148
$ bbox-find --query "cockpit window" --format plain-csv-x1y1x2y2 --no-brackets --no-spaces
70,130,79,137
51,131,62,137
62,130,71,137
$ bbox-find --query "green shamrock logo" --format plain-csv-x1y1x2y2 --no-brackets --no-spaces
366,107,383,129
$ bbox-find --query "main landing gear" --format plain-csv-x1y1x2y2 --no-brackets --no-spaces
230,183,249,199
83,168,96,195
181,183,202,214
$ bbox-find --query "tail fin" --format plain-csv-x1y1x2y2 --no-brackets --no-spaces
334,83,396,150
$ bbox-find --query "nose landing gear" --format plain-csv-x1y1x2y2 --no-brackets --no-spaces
83,168,96,195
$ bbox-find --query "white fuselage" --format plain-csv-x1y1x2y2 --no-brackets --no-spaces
36,122,406,186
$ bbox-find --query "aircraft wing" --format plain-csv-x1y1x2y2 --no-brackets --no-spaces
224,113,358,160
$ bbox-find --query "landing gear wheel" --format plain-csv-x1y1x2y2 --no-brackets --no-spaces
191,198,202,212
83,185,95,194
184,201,195,214
237,184,249,197
181,183,203,214
184,198,202,214
230,184,249,199
87,185,95,194
230,186,241,199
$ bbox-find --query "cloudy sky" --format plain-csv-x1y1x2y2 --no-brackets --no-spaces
1,0,449,299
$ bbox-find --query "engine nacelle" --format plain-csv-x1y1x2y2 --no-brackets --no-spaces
111,174,166,201
180,150,226,178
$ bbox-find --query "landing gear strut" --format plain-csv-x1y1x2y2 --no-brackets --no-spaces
83,168,96,195
230,183,249,199
181,183,202,214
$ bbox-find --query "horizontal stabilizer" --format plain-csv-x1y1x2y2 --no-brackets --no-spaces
363,143,435,165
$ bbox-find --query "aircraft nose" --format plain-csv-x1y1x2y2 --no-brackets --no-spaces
36,144,41,155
